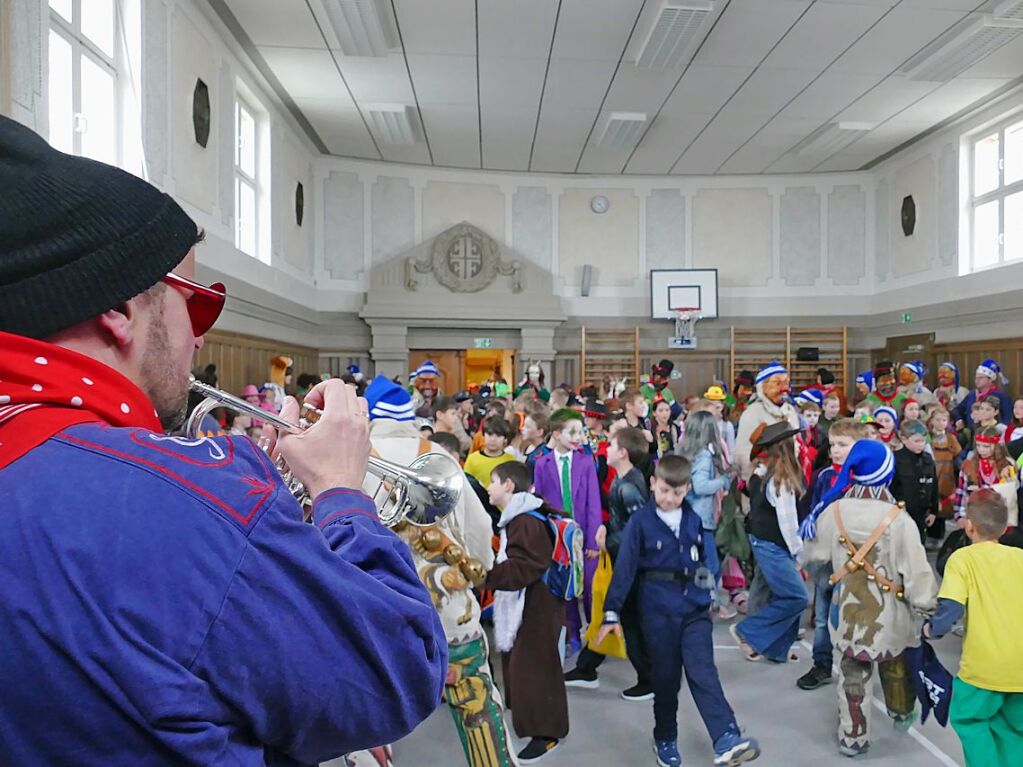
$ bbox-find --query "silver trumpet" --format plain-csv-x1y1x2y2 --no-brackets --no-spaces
185,376,462,527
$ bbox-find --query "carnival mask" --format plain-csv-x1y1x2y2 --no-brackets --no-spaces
898,366,917,386
937,367,955,388
877,374,897,398
415,375,439,399
761,373,790,405
527,364,542,385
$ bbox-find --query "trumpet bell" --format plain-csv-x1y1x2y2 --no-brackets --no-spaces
378,451,463,528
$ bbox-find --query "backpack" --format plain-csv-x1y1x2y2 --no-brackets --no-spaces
527,510,585,601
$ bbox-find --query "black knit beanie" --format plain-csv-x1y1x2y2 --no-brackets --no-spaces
0,115,198,339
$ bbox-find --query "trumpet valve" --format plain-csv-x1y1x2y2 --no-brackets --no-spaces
443,543,464,565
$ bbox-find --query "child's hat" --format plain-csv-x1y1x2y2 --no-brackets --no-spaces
977,358,1008,385
817,367,835,385
856,371,874,390
857,413,878,427
735,370,755,388
241,384,260,398
813,439,896,520
583,399,608,419
795,389,824,408
653,359,674,377
755,361,788,385
704,384,728,402
364,375,415,422
873,405,900,427
752,421,801,451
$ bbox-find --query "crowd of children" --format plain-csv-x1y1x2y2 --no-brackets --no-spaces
205,354,1022,767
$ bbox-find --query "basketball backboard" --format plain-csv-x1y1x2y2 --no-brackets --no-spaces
650,269,718,320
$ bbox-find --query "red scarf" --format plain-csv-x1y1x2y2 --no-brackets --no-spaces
880,430,895,444
0,331,161,470
978,458,998,485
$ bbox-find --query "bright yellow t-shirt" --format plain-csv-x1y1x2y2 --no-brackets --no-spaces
463,450,517,489
938,542,1023,692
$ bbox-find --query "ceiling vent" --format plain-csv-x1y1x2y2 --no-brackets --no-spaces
595,113,648,149
366,104,419,144
636,1,714,70
994,0,1023,21
322,0,397,57
900,16,1023,82
794,122,877,158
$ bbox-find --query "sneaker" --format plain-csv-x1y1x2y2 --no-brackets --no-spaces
713,727,760,765
838,741,869,758
563,667,599,689
621,682,655,701
517,737,559,764
952,624,966,637
925,537,942,551
653,738,682,767
796,664,833,691
729,624,762,662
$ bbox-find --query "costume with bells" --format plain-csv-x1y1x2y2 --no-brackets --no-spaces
805,440,938,757
640,359,676,405
360,376,515,767
734,362,801,482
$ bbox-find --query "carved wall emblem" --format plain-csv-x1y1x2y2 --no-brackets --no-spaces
406,223,521,293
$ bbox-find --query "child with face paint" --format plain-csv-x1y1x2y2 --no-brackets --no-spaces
532,409,602,653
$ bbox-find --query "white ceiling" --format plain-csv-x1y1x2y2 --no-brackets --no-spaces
216,0,1023,175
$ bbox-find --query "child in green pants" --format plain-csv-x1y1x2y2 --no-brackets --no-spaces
925,487,1023,767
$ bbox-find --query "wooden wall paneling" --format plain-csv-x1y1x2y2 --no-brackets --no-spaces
409,350,462,395
931,337,1023,400
194,330,320,396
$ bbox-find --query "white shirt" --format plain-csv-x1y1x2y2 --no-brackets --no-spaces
656,507,683,538
554,449,573,472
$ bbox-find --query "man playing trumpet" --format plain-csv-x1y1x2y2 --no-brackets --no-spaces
0,116,445,766
361,376,517,766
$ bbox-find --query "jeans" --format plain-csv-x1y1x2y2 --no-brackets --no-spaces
735,535,809,662
812,569,833,668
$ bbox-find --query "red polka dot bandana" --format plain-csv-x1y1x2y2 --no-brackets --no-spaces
0,331,161,469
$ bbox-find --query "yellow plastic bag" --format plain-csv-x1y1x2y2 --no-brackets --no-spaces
583,553,627,659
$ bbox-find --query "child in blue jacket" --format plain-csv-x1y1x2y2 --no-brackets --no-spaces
596,455,760,767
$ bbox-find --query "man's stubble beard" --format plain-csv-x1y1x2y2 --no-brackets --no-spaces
140,305,190,433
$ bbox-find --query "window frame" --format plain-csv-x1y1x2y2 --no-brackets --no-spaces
48,0,124,165
964,112,1023,274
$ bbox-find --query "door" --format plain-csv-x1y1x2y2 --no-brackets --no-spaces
464,349,516,389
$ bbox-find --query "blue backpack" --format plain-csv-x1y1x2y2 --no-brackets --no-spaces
527,510,585,601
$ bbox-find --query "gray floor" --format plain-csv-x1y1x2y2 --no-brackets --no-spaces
341,619,966,767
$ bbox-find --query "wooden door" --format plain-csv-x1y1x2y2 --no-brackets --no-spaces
408,351,463,396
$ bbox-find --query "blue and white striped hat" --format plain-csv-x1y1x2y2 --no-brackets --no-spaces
364,375,416,422
795,389,824,407
856,371,874,390
414,360,441,378
802,439,896,539
977,358,1008,385
901,361,925,380
873,405,899,429
756,361,788,385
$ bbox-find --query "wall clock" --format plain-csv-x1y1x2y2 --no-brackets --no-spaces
590,195,610,214
901,195,916,237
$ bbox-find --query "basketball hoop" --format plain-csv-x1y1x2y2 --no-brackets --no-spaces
669,307,701,349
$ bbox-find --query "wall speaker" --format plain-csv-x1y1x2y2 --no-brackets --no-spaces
581,264,593,297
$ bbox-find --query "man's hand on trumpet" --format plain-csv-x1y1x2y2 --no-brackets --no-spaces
266,379,371,499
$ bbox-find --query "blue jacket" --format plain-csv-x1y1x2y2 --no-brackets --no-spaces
953,386,1013,425
0,423,446,766
603,499,712,620
684,447,731,530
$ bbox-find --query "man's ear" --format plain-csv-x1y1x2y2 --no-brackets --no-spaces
95,298,143,347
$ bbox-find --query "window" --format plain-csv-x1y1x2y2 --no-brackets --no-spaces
47,0,120,166
234,92,270,263
963,114,1023,274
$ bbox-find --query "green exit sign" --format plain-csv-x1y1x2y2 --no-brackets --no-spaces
902,312,912,323
474,337,493,349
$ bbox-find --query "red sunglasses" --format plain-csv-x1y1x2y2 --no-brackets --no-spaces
161,273,226,336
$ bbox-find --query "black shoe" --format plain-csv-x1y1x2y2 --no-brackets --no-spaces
621,682,655,701
797,664,833,691
517,737,560,764
563,667,599,689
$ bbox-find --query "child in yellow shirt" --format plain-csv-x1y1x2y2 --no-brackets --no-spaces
925,487,1023,767
463,415,517,488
